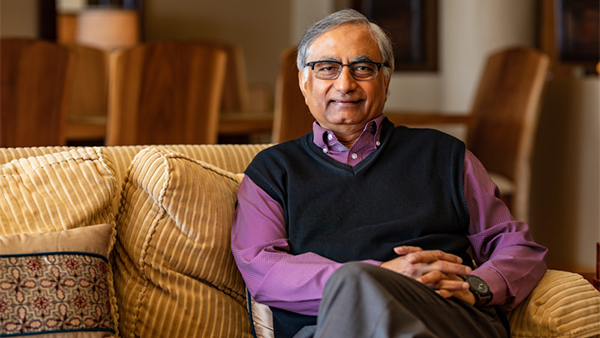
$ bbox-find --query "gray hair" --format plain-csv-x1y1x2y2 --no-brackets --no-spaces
297,9,395,81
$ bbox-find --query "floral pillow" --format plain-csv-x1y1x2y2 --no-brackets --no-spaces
0,224,116,337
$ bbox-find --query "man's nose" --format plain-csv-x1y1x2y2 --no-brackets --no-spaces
333,66,358,93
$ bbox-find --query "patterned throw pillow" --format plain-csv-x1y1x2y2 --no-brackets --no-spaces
0,148,118,337
113,147,252,338
0,224,116,337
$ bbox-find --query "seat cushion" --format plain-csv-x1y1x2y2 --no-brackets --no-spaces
507,269,600,338
113,147,252,338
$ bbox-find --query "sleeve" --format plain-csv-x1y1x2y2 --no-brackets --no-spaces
231,175,380,316
462,149,548,311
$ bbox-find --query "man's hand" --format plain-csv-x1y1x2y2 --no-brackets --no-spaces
380,246,475,305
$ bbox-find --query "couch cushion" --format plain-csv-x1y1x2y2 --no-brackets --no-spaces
113,147,252,338
0,148,118,337
507,269,600,338
0,148,116,235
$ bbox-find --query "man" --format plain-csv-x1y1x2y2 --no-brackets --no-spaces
232,9,547,338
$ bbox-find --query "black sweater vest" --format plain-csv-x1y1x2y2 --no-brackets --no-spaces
245,119,471,337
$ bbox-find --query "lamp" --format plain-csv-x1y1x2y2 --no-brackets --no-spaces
76,8,140,50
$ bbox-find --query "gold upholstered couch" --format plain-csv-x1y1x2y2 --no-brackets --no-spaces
0,144,598,338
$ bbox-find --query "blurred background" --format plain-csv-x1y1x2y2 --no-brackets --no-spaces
1,0,598,282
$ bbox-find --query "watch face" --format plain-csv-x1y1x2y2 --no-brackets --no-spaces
468,276,489,294
473,280,489,293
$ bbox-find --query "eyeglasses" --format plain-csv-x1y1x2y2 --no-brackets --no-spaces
306,60,385,81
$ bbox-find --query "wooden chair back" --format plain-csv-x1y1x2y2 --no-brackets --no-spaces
214,42,250,113
467,47,550,221
192,40,251,113
63,44,109,142
105,41,227,146
206,41,275,141
64,44,109,119
0,38,72,147
271,48,314,143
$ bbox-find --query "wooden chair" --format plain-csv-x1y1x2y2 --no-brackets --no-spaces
386,47,550,222
63,44,109,143
271,47,313,143
212,42,274,139
0,38,72,147
105,41,227,146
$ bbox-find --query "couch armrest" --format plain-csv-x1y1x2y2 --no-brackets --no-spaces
506,269,600,338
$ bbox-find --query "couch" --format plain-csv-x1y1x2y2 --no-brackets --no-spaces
0,144,598,338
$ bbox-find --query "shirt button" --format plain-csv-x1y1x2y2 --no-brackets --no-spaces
376,141,381,147
327,134,333,141
351,153,358,160
322,148,328,153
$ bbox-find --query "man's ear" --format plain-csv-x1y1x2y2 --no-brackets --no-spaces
384,76,391,101
298,71,308,103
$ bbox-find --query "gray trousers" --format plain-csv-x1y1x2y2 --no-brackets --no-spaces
294,262,509,338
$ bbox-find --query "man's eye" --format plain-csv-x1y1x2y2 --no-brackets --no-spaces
354,64,376,72
317,64,339,72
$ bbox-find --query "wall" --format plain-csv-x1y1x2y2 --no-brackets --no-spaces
385,0,537,112
531,78,600,273
0,0,38,38
143,0,292,93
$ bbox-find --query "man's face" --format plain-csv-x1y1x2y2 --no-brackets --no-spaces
299,24,390,137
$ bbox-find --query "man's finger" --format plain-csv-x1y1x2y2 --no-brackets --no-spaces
405,250,464,264
393,246,422,255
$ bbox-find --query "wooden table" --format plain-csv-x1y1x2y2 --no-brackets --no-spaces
66,111,274,144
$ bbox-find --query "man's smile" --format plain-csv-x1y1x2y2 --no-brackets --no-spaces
330,99,362,104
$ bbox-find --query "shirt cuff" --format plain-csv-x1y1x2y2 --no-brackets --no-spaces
471,267,508,306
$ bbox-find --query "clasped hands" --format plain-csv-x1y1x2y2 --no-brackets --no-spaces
380,246,476,305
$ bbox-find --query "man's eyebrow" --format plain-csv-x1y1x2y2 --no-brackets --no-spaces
313,55,377,63
352,55,375,63
315,57,339,62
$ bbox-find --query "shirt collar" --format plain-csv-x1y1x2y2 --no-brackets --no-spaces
312,114,386,152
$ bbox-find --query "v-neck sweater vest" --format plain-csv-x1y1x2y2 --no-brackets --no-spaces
245,120,471,337
246,120,471,263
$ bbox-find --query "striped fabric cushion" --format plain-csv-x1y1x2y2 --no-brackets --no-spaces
0,148,119,337
0,144,271,218
113,147,252,338
0,147,116,235
507,269,600,338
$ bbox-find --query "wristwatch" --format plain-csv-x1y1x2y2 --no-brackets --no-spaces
459,275,492,307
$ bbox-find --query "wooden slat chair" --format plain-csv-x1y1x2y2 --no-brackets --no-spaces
0,38,72,147
211,41,274,140
63,44,109,143
105,41,227,146
271,47,314,143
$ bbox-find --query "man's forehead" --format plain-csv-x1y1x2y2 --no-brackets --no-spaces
311,55,377,63
306,24,381,61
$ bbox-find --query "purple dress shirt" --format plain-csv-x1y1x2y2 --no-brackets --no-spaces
231,114,547,316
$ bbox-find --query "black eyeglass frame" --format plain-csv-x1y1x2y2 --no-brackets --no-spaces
305,60,387,81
